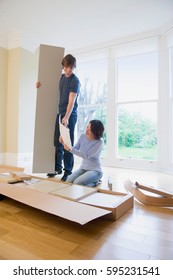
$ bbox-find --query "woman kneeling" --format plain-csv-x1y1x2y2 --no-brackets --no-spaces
63,120,104,187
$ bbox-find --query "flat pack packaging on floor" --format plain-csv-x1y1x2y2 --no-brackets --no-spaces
0,165,133,225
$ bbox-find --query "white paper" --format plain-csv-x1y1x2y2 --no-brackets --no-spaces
59,123,72,149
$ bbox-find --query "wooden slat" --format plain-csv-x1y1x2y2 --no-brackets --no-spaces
136,182,173,198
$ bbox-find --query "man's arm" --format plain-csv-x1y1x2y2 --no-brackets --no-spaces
62,92,77,126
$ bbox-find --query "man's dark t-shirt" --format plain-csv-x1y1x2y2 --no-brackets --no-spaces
58,73,80,116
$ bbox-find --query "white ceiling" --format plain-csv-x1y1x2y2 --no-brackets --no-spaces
0,0,173,50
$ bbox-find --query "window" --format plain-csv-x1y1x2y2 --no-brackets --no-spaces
116,52,158,160
170,47,173,163
76,59,108,156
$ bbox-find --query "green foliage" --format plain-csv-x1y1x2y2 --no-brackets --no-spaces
118,109,157,149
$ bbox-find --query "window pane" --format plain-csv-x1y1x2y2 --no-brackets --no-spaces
76,59,108,157
118,102,157,160
77,59,108,105
170,47,173,98
117,52,158,102
170,47,173,163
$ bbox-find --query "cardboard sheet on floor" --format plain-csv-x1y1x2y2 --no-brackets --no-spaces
50,185,97,201
0,183,111,225
29,180,70,193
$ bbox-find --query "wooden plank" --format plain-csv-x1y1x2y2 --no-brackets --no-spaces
0,174,18,184
135,182,173,198
12,172,31,181
124,179,173,207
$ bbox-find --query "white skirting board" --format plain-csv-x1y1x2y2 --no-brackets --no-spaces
0,153,33,169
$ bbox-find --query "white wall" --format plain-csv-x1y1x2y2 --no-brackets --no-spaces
0,47,8,155
18,48,39,154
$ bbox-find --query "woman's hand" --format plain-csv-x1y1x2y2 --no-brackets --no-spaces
59,135,64,144
64,144,71,151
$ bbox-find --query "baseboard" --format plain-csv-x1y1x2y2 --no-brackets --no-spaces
0,153,6,165
0,153,33,170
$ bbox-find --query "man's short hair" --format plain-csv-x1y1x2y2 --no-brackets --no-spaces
62,54,76,68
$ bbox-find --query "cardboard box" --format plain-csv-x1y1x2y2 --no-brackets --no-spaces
0,165,133,224
0,182,111,225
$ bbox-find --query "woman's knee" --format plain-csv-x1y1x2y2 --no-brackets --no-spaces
73,177,86,186
66,176,73,183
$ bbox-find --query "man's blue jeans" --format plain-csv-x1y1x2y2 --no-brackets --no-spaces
54,114,77,175
66,169,103,187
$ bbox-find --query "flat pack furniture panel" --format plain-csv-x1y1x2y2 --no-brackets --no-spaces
50,185,97,201
29,180,70,193
79,192,125,208
33,44,64,173
79,189,134,221
0,183,111,225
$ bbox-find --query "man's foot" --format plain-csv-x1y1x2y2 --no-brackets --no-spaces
56,170,62,175
61,174,69,182
47,170,62,177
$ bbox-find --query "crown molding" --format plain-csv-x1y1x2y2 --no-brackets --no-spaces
0,34,8,49
0,32,39,53
68,22,173,55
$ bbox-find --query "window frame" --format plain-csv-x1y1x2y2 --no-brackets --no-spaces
114,51,159,169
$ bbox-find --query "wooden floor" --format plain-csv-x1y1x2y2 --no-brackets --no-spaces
0,166,173,260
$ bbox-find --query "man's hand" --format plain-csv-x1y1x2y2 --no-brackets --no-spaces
62,117,68,127
62,92,77,127
36,81,41,88
64,144,71,151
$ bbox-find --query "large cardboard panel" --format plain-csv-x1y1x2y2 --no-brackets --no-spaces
0,183,111,225
32,45,64,173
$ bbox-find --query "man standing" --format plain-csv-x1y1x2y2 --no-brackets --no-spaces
54,54,80,181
